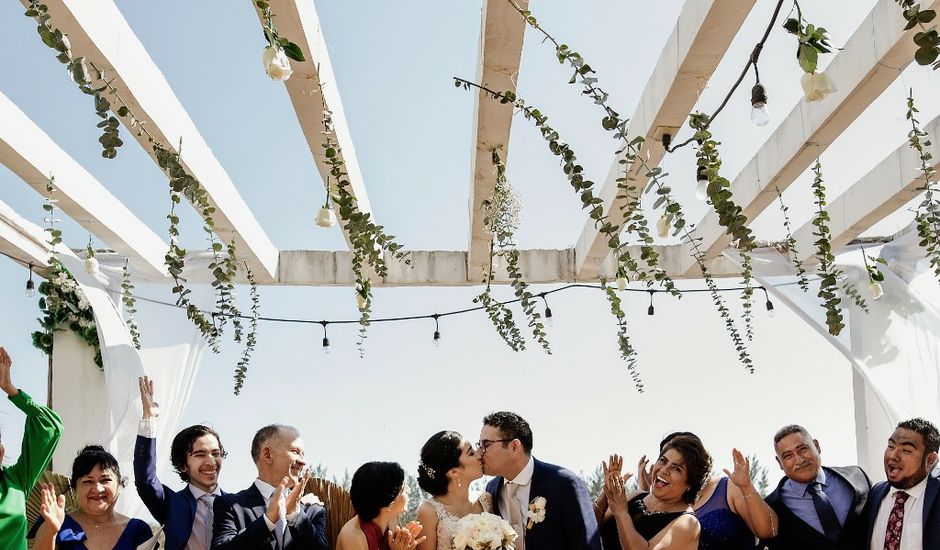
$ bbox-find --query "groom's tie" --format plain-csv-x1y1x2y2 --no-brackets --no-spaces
506,482,525,550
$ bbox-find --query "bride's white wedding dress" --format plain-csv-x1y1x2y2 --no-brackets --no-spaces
427,492,494,550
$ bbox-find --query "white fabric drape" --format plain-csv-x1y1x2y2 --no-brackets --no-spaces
51,254,211,518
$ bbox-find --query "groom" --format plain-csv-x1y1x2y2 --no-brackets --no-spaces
481,411,600,550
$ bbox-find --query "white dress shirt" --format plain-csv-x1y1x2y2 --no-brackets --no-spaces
188,483,221,550
499,456,535,525
254,479,302,531
870,476,928,550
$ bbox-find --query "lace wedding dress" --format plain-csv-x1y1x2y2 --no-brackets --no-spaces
427,492,493,550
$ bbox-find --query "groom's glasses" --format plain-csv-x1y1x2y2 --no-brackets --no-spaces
477,439,512,451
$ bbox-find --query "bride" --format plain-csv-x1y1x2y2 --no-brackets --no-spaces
415,431,490,550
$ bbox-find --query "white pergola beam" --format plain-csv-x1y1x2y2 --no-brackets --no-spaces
254,0,371,250
466,0,529,282
0,199,51,268
30,0,280,281
573,0,756,280
791,112,940,263
0,91,167,279
680,0,940,276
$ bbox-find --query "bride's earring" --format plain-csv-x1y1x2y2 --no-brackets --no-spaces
457,476,462,489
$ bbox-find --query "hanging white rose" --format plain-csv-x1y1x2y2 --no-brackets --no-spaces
656,215,671,239
356,292,368,311
315,207,336,228
616,276,628,292
262,46,293,81
85,256,99,275
869,281,884,301
800,71,836,102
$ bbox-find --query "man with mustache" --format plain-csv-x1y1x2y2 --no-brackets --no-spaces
211,424,327,550
865,418,940,550
135,376,228,550
763,425,870,549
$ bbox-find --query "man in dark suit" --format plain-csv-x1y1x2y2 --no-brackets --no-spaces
481,411,601,550
763,424,871,550
211,424,327,550
134,376,227,550
865,418,940,550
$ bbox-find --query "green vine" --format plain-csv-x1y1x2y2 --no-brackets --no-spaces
907,92,940,282
600,279,643,392
256,0,306,63
24,1,124,159
774,186,810,292
782,3,834,73
32,260,103,370
474,254,526,352
895,0,940,68
233,263,260,396
121,260,141,350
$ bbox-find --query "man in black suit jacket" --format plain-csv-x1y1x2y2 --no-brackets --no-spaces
481,411,601,550
865,418,940,550
763,424,870,550
211,424,328,550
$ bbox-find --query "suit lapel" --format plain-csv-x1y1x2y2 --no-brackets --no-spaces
525,459,548,539
183,487,198,530
866,482,890,545
490,477,504,517
924,475,940,525
245,485,278,549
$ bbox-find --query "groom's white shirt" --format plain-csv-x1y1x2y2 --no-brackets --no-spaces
500,455,535,524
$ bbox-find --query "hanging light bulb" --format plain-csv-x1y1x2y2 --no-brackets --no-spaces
26,263,36,298
695,165,709,202
762,288,776,318
750,83,770,127
320,322,330,354
432,314,441,347
540,294,554,327
647,290,655,316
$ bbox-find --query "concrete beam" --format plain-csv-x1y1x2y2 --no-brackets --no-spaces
253,0,371,250
574,0,756,279
467,0,529,282
681,0,940,275
0,199,51,268
791,112,940,264
29,0,280,281
0,91,167,279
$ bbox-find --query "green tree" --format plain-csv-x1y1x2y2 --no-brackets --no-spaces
748,455,771,497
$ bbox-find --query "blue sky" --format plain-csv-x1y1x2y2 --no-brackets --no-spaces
2,0,939,497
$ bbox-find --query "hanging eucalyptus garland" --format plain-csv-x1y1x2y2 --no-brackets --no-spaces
907,92,940,282
121,260,141,350
233,263,260,395
774,186,811,292
894,0,940,69
600,279,643,392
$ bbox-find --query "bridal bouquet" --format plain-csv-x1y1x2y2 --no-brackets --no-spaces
452,512,517,550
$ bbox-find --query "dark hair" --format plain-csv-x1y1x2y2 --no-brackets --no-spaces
482,411,533,453
658,431,701,452
773,424,811,447
418,431,463,496
171,425,227,483
251,424,298,463
661,435,712,504
70,445,125,489
350,461,405,521
897,418,940,454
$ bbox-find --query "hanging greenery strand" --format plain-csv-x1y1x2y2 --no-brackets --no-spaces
907,92,940,282
121,260,141,350
774,186,811,292
894,0,940,69
600,279,643,392
474,248,527,352
233,263,260,395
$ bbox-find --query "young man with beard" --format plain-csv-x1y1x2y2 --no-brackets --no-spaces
135,376,227,550
865,418,940,550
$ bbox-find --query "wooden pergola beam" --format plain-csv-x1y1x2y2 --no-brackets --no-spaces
466,0,529,282
680,0,940,276
573,0,756,280
0,199,51,269
29,0,280,281
0,91,167,279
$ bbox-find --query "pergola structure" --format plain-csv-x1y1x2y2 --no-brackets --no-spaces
1,0,938,287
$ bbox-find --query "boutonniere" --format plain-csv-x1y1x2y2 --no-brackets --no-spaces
526,496,547,529
300,493,324,507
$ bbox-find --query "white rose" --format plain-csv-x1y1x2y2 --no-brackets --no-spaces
262,46,293,81
299,493,323,506
800,70,836,102
869,281,884,300
356,293,368,311
85,256,99,275
656,215,670,239
315,206,337,228
78,298,90,311
616,276,628,292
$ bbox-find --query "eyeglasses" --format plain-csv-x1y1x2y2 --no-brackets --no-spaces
477,439,513,451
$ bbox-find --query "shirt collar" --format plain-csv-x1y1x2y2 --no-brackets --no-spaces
889,475,929,501
508,456,535,487
254,479,277,501
786,466,827,497
189,483,221,500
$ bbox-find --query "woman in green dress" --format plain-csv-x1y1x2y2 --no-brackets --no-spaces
0,345,64,550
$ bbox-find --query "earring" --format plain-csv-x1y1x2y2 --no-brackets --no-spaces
457,476,462,489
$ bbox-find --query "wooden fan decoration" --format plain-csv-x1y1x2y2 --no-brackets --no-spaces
25,471,76,546
302,476,355,547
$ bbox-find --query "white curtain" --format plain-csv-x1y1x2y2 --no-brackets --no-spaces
725,231,940,476
51,254,211,519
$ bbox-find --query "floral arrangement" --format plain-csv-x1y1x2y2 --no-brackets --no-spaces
452,512,517,550
32,260,103,370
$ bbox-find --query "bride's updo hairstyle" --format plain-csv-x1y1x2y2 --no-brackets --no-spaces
417,430,463,496
350,461,405,522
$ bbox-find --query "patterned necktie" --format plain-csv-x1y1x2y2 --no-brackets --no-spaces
808,481,842,541
505,483,525,550
883,490,910,550
198,494,215,550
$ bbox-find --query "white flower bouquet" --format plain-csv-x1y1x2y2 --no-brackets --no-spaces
452,512,517,550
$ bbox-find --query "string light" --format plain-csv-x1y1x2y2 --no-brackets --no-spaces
320,321,330,354
26,262,36,298
647,289,655,316
539,293,554,327
432,314,441,347
762,287,776,318
750,82,769,127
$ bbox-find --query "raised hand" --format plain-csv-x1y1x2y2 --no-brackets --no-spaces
722,448,752,489
285,469,309,516
266,477,289,524
0,346,17,396
636,454,652,492
39,483,66,532
602,455,632,514
138,376,159,419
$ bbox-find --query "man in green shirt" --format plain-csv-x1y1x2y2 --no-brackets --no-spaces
0,346,63,550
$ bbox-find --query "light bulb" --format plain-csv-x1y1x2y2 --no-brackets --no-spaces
544,307,554,327
433,330,441,347
647,304,655,316
26,279,36,298
750,103,770,127
766,300,776,318
322,337,331,354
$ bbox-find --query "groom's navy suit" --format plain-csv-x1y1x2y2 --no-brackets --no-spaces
486,457,601,550
864,469,940,549
210,483,328,550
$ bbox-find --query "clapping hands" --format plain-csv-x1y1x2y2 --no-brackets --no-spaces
602,454,633,514
388,521,426,550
